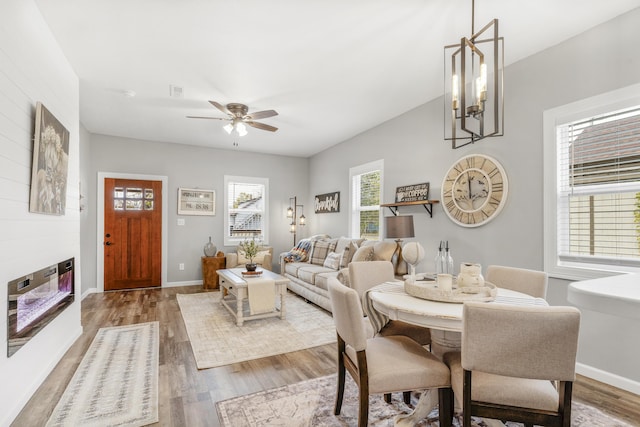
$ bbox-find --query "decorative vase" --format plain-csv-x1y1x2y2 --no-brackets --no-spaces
457,262,485,287
245,263,257,272
203,236,217,257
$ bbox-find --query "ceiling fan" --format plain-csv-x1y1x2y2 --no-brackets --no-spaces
187,101,278,136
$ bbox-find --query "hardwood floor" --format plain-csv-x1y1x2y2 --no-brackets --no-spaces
11,285,640,426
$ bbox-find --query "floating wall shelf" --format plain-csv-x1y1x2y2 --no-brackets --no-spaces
380,200,440,217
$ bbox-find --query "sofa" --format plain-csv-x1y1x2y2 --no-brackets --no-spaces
280,235,398,312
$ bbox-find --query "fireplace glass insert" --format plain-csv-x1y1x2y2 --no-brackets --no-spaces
7,258,75,357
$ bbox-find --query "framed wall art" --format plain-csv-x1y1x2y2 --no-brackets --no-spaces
178,188,215,216
29,102,70,215
395,182,430,203
314,191,340,213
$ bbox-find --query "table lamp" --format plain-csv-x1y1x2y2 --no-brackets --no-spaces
385,215,414,276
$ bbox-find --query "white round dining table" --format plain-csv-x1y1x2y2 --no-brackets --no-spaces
366,282,547,427
368,285,544,355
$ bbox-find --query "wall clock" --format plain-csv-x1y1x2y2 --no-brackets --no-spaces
441,154,508,227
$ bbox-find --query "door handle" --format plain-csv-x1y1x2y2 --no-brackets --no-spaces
104,241,113,246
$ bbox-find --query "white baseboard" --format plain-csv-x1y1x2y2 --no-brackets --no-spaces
81,288,98,300
576,362,640,395
164,280,202,288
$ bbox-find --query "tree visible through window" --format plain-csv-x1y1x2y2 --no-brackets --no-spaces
350,160,383,240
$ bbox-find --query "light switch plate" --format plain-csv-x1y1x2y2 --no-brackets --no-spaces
177,218,185,226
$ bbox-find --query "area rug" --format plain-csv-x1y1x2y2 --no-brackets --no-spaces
46,322,159,427
177,291,336,369
217,374,634,427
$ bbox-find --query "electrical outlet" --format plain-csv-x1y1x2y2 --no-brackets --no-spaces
179,263,184,270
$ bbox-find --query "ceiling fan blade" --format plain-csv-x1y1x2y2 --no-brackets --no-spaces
209,101,230,115
186,116,228,120
245,121,278,132
246,109,278,120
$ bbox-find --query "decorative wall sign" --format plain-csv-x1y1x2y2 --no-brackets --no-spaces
178,188,215,215
395,183,430,203
314,191,340,213
29,102,70,215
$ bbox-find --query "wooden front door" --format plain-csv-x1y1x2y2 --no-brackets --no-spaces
104,178,162,291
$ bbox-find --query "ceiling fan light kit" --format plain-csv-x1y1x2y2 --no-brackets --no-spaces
187,101,278,139
444,0,504,149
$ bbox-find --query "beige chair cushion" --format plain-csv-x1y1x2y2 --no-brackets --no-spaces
346,336,450,394
372,241,397,262
444,352,559,412
351,245,374,262
237,249,271,265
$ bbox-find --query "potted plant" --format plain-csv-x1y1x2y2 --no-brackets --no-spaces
239,237,261,272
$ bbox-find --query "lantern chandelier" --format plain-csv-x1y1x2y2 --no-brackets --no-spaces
444,0,504,149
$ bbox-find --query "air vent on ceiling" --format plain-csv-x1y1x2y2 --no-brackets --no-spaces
169,85,184,98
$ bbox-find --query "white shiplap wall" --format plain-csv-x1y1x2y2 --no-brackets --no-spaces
0,1,81,425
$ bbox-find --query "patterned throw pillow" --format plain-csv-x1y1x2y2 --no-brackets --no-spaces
309,240,337,265
323,251,341,270
339,241,359,269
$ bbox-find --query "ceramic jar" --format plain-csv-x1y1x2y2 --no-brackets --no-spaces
203,236,217,257
457,262,485,287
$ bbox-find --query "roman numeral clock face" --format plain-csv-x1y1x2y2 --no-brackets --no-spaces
441,154,508,227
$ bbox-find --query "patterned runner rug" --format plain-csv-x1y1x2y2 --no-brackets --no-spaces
217,374,633,426
46,322,159,427
177,291,335,369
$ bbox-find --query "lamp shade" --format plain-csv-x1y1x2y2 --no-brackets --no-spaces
385,215,415,239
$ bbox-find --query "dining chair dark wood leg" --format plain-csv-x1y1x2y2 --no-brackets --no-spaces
384,393,391,403
403,391,411,404
463,370,472,427
438,387,454,427
356,351,370,427
334,336,346,415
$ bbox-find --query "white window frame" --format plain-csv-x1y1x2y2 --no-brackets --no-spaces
349,159,384,240
543,83,640,280
223,175,269,246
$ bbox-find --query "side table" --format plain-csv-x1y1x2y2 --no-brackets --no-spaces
202,251,225,290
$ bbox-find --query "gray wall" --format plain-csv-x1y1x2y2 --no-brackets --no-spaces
83,134,309,294
0,1,82,424
308,8,640,390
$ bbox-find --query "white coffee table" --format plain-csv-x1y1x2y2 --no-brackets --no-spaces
217,268,289,326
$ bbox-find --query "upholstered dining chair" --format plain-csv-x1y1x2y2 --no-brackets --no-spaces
349,261,432,345
349,260,432,404
443,302,581,427
485,265,548,299
328,281,453,427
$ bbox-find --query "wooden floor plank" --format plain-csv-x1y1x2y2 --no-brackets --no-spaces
10,285,640,426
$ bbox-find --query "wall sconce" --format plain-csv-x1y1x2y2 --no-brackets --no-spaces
444,0,504,149
286,196,305,245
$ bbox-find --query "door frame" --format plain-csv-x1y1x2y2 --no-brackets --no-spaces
97,172,168,292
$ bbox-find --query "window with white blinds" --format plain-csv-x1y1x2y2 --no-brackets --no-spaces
556,106,640,269
223,176,269,246
350,160,383,240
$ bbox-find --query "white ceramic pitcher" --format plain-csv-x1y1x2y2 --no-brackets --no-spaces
457,262,485,287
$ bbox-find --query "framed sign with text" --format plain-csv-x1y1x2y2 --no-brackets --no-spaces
314,191,340,213
395,183,429,203
178,188,215,216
